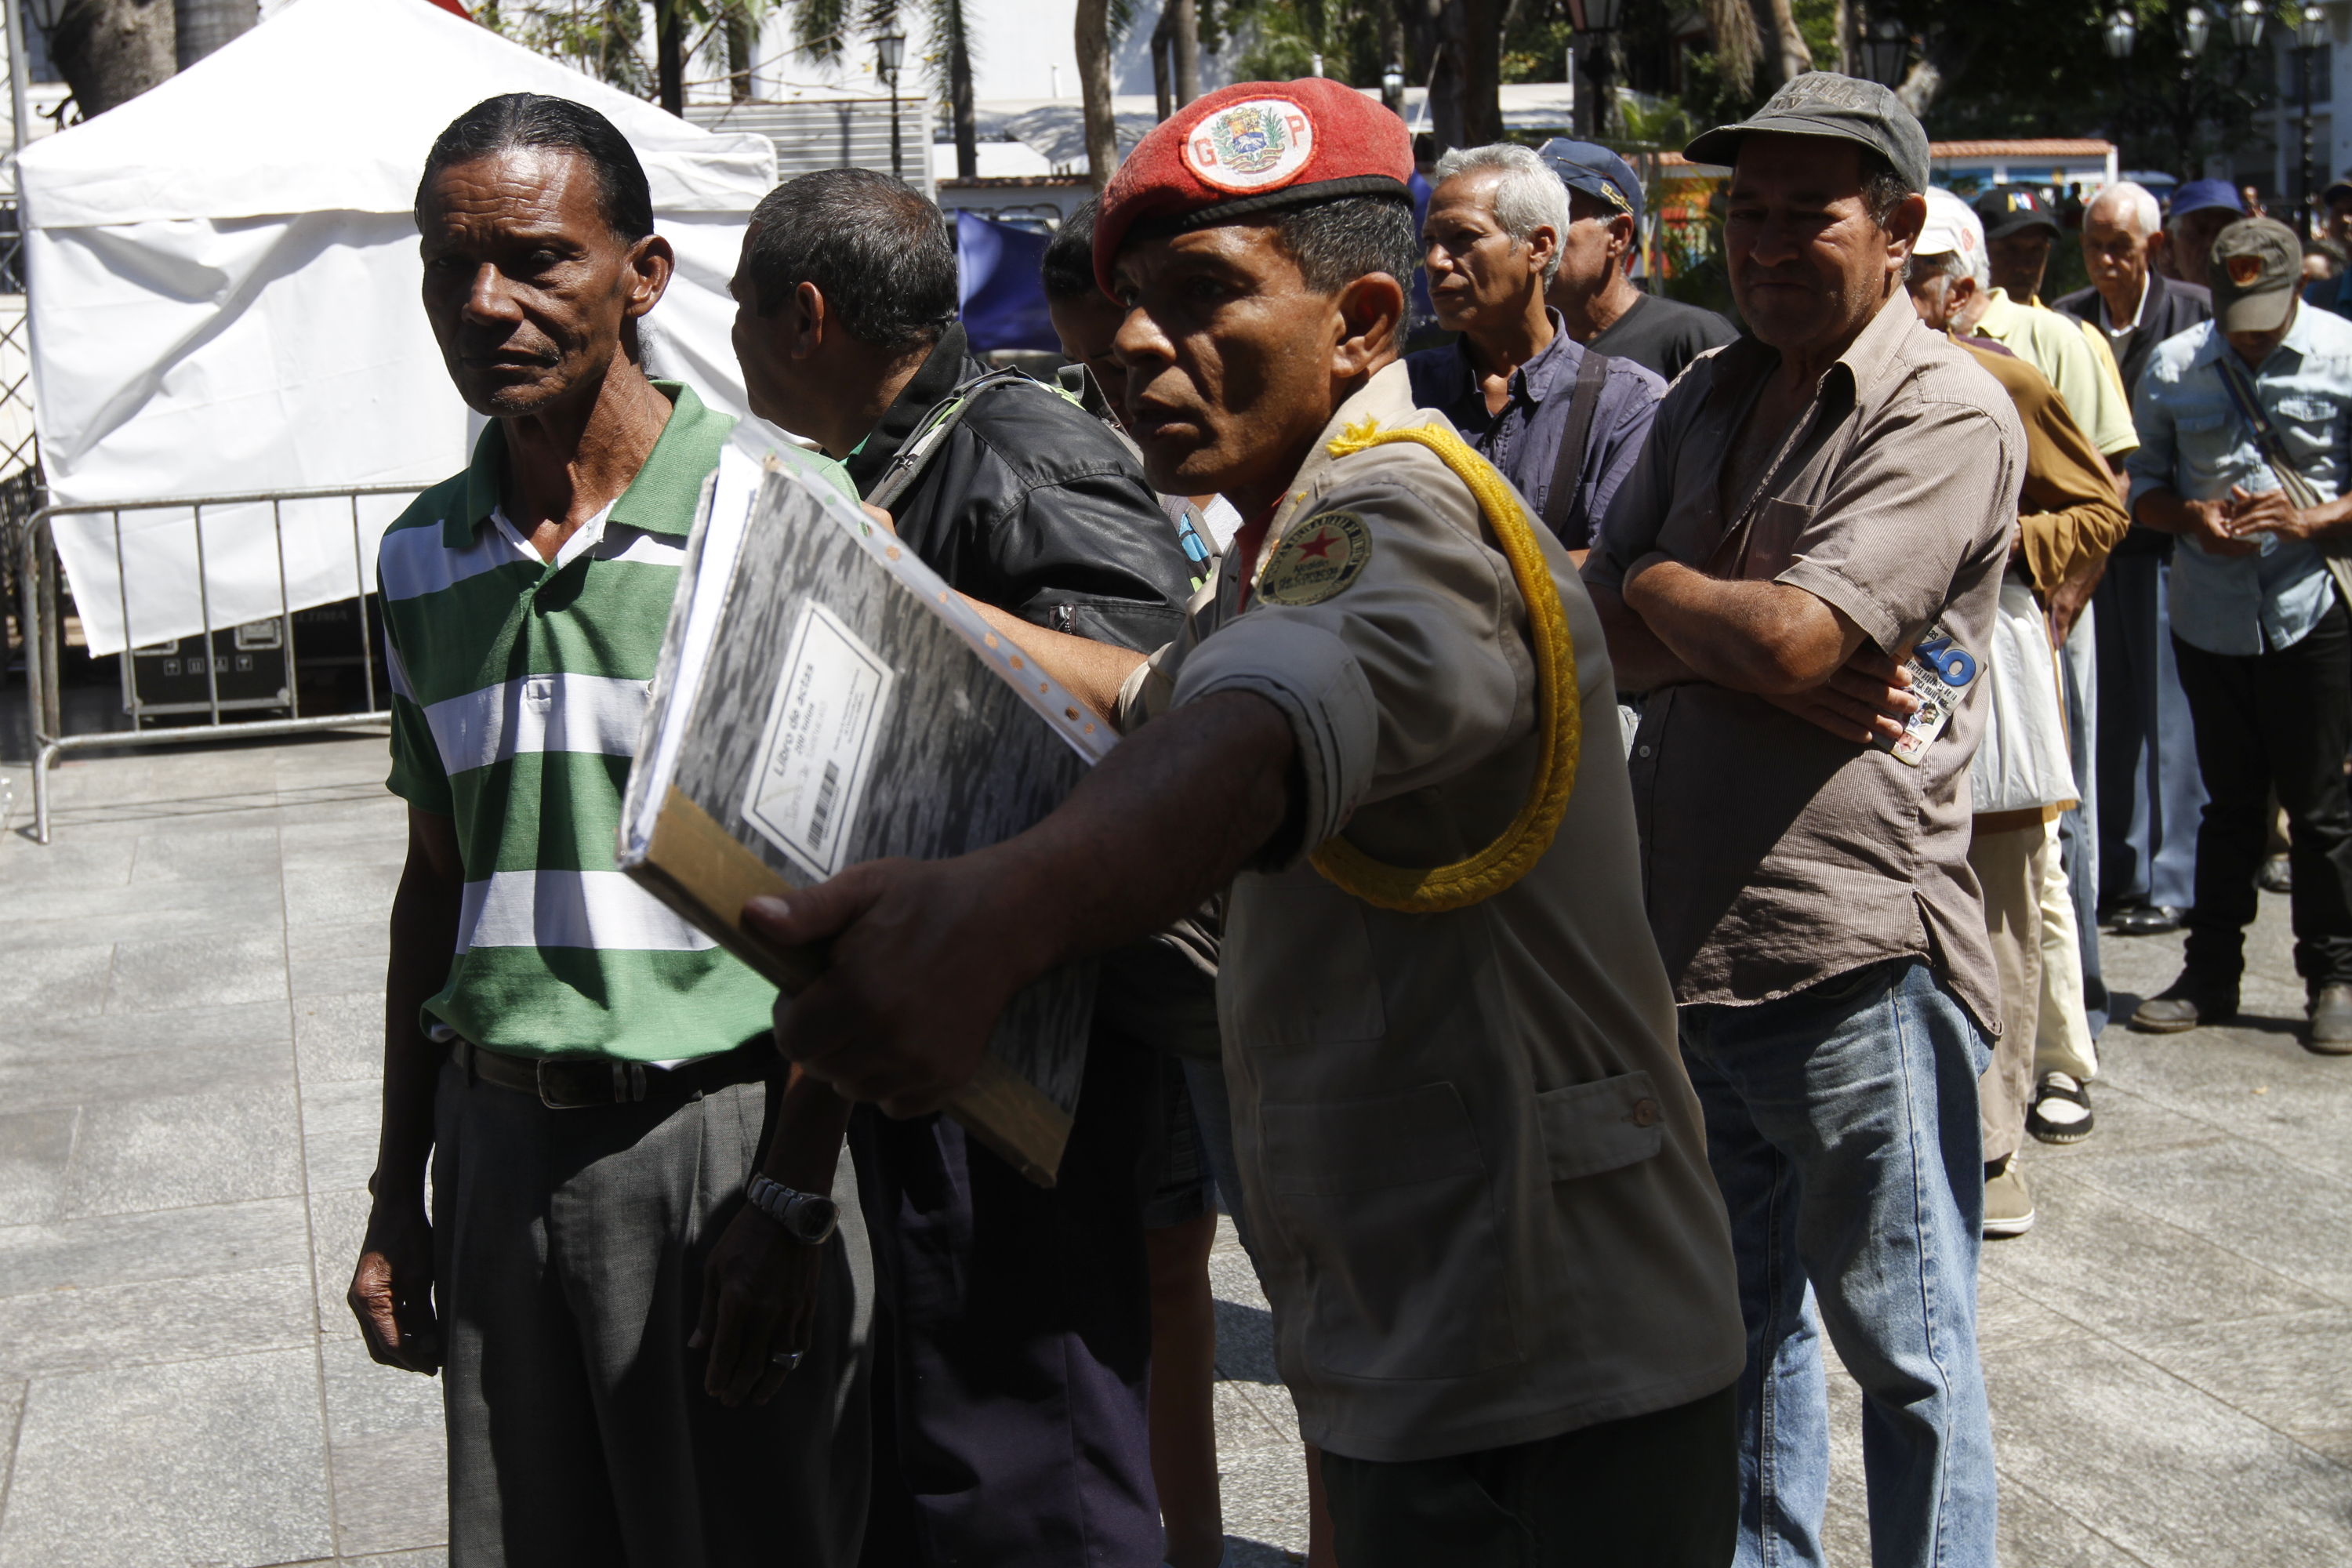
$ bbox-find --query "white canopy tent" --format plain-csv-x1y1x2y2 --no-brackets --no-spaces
18,0,779,656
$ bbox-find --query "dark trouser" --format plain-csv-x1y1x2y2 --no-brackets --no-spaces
851,1026,1160,1568
2173,600,2352,992
2095,554,2206,911
434,1060,870,1568
1319,1385,1738,1567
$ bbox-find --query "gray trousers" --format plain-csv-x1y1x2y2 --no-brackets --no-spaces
434,1058,871,1568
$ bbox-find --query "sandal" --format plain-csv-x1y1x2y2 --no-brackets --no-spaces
2027,1073,2093,1145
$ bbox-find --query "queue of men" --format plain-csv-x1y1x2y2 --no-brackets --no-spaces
343,68,2350,1568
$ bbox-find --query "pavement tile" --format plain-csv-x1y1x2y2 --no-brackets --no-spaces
0,946,111,1022
0,1261,311,1377
1973,1272,2096,1351
0,1112,77,1229
0,1197,309,1297
1984,1337,2352,1566
1992,1475,2152,1567
278,813,406,873
297,994,390,1086
1212,1446,1310,1561
287,924,390,1002
0,1346,333,1568
331,1425,448,1560
103,928,288,1014
0,837,135,895
2122,1308,2352,1468
0,999,288,1070
284,860,403,931
1975,1166,2336,1336
59,1079,303,1220
2057,1142,2352,1305
0,1038,290,1117
304,1077,387,1195
128,825,281,884
318,1333,441,1450
5,880,285,954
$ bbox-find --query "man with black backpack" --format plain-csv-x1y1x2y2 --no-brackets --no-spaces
1405,142,1664,560
720,167,1199,1566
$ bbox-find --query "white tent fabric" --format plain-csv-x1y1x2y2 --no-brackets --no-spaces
19,0,779,656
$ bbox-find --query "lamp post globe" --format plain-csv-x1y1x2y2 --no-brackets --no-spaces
1580,0,1624,32
2103,6,2139,57
1861,18,1910,86
2180,3,2212,56
2299,2,2328,49
2228,0,2267,49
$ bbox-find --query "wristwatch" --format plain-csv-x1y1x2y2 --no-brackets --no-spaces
745,1174,840,1246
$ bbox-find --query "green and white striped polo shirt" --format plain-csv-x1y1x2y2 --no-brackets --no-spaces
379,381,831,1064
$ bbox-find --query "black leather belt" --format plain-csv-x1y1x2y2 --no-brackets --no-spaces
452,1037,775,1109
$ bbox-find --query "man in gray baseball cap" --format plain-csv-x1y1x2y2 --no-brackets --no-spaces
2125,212,2352,1053
1589,69,2015,1568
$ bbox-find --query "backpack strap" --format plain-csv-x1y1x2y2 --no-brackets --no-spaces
861,367,1040,514
1541,345,1613,541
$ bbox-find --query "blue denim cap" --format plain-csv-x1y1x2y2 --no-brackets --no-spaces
2168,178,2245,220
1537,138,1644,227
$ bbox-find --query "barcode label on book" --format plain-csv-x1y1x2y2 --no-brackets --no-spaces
741,601,896,878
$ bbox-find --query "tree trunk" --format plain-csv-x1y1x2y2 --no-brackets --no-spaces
1701,0,1760,100
1413,0,1500,153
725,0,755,102
1076,0,1117,193
173,0,249,71
944,0,978,179
657,0,684,117
1762,0,1812,85
1169,0,1198,106
50,0,173,118
1152,20,1172,120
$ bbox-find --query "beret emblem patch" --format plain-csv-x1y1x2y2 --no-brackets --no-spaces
1183,97,1316,194
1257,510,1372,606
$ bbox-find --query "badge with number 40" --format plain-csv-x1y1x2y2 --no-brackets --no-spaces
1876,625,1973,768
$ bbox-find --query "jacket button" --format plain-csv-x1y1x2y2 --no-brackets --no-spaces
1638,744,1653,758
1630,1098,1661,1127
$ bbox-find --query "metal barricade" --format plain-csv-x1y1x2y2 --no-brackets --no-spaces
13,483,426,844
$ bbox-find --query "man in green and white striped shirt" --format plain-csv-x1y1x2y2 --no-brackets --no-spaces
347,94,867,1568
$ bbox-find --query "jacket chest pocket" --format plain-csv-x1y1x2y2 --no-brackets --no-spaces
2273,395,2341,469
1259,1081,1521,1380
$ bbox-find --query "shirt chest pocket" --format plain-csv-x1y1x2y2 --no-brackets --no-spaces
1738,499,1816,581
2273,396,2340,468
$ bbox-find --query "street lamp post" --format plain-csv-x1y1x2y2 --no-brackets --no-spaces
1572,0,1623,140
2228,0,2267,49
877,31,907,180
2103,8,2139,60
2298,3,2328,234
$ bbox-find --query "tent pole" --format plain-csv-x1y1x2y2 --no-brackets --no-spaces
3,0,29,170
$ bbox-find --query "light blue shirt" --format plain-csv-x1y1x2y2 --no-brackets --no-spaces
2125,305,2352,655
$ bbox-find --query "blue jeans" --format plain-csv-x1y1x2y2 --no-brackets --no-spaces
1679,958,1998,1568
2094,554,2205,911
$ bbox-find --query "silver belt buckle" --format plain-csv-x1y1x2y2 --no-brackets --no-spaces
535,1059,569,1110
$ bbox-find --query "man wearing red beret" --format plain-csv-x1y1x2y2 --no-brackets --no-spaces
742,79,1744,1564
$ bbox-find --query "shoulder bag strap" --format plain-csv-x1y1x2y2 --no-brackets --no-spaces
2212,352,2324,510
861,366,1034,514
1541,345,1613,540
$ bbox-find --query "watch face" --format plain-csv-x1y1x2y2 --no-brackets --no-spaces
792,1196,840,1243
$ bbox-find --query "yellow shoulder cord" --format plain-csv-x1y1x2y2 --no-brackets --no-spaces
1305,418,1581,913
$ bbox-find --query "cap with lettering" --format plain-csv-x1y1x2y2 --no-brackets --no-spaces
1684,71,1929,194
1918,187,1987,273
2210,216,2303,333
1973,184,2059,241
1537,138,1644,227
1092,78,1414,294
2168,178,2246,221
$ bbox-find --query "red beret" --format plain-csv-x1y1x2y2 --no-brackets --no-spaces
1093,78,1414,293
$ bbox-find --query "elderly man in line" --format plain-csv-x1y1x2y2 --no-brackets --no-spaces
1909,190,2132,1227
2125,218,2352,1052
346,94,870,1566
1973,184,2063,304
2054,183,2216,949
1585,75,2019,1566
1404,141,1664,558
2162,179,2245,289
1537,139,1739,382
726,168,1200,1566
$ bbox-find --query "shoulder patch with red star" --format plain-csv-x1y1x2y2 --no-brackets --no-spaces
1257,510,1372,607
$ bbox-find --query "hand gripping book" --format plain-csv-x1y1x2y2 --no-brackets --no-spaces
619,448,1112,1185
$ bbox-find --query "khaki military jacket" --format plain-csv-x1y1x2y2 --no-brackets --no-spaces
1116,362,1744,1463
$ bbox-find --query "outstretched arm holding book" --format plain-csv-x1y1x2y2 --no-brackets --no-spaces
740,690,1294,1117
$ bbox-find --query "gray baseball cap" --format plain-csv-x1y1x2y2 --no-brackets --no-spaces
1685,71,1929,194
2211,216,2303,334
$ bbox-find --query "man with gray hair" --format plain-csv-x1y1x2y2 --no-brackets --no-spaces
2056,183,2216,949
1406,141,1664,554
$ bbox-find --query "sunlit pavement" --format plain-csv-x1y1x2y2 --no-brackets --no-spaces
2,735,2346,1566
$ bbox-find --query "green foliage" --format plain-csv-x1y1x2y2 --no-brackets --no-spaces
474,0,652,93
1214,0,1387,85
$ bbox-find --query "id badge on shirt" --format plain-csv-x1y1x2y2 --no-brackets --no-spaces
1872,625,1976,768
